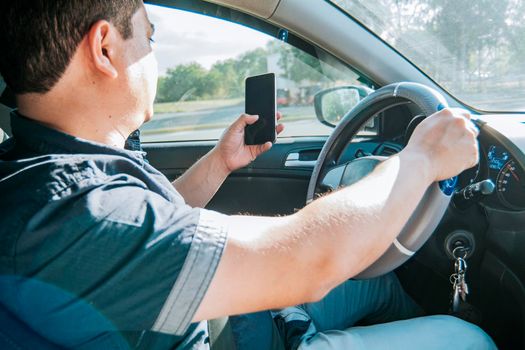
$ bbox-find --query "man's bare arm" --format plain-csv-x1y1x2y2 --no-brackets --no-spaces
193,108,479,321
173,149,230,208
174,113,283,207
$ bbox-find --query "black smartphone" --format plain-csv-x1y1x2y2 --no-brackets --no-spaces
244,73,276,145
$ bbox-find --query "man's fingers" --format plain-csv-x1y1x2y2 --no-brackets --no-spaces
276,123,285,135
436,107,470,120
437,108,477,137
261,142,272,153
254,142,272,158
447,108,478,137
467,120,479,137
447,107,471,120
232,114,258,132
276,112,282,121
243,114,259,125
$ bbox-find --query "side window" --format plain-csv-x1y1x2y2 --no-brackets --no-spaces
142,4,373,142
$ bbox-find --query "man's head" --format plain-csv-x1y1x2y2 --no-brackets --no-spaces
0,1,158,145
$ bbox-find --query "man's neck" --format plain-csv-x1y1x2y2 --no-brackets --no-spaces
17,93,135,149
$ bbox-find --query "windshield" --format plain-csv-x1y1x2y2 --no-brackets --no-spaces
329,0,525,112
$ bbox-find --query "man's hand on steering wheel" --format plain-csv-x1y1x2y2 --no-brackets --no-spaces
404,107,479,182
213,112,285,172
306,83,481,279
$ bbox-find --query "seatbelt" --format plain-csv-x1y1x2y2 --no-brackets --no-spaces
208,317,236,350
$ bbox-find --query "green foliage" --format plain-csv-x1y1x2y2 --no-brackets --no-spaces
207,48,268,98
156,48,269,103
266,41,326,83
428,0,512,91
156,62,208,103
334,0,525,97
155,43,344,103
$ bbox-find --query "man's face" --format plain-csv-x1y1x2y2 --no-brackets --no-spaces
117,5,158,124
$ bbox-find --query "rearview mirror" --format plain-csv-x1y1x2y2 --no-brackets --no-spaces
314,86,372,127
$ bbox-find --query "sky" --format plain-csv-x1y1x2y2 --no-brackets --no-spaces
145,4,272,75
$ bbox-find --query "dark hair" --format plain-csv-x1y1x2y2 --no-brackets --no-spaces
0,0,142,94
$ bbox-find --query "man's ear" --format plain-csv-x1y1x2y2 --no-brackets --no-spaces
87,20,118,79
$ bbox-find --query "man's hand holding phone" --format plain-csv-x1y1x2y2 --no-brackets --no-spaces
214,112,284,173
212,73,283,173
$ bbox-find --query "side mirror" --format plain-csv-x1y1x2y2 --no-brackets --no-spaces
314,86,373,127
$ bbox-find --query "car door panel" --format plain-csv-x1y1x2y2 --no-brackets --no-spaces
144,137,326,215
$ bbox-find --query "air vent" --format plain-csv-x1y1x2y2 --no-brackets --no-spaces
381,146,398,156
375,143,402,156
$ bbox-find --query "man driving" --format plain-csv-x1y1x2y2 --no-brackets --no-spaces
0,1,496,349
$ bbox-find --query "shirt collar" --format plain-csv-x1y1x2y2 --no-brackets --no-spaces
10,111,146,160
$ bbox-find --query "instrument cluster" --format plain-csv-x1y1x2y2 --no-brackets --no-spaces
486,145,525,211
459,137,525,212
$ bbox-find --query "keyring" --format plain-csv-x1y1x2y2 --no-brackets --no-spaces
452,246,469,260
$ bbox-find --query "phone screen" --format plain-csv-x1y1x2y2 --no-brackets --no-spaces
244,73,276,145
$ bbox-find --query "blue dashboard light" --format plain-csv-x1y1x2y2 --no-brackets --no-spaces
439,176,458,196
487,145,509,170
278,29,289,42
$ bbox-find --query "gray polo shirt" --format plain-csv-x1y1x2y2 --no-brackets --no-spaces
0,112,228,349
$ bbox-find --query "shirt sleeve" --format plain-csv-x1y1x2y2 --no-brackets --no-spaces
151,208,228,335
14,177,229,337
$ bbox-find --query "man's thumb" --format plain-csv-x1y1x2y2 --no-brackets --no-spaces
233,114,258,132
244,114,259,125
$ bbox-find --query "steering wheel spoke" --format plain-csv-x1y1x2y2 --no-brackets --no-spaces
340,157,385,187
319,164,346,192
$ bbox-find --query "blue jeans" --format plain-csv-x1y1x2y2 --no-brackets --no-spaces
230,273,496,350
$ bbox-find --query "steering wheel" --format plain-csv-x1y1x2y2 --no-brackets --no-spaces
307,82,457,279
